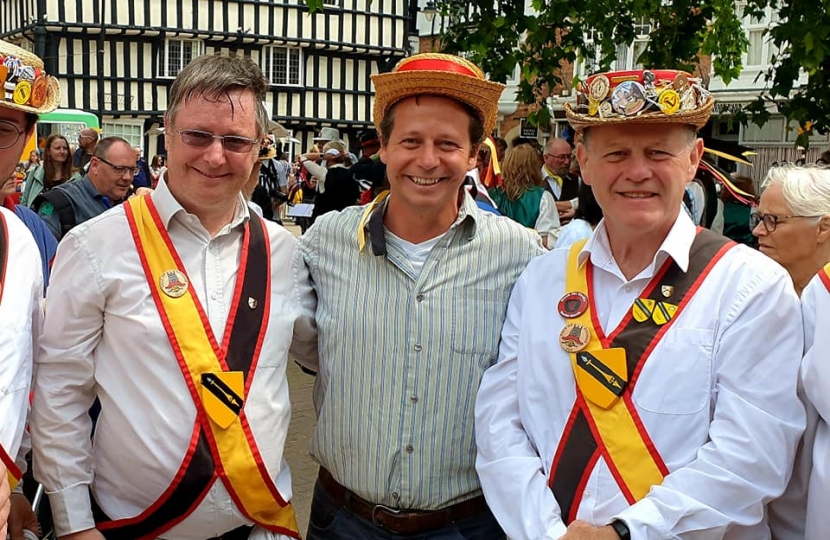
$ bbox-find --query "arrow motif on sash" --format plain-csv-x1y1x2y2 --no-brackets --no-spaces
576,351,626,396
201,373,243,415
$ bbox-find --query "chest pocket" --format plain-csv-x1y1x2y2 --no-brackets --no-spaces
450,288,511,359
632,327,713,415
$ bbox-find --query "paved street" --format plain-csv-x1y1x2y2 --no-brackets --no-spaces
286,360,317,536
283,221,316,535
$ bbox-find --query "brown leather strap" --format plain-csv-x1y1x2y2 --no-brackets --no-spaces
317,468,489,535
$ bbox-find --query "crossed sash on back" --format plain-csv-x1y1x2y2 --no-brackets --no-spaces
0,211,23,491
548,229,733,523
92,195,299,540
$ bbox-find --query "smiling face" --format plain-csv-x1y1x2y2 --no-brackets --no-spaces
577,123,703,242
164,89,260,219
379,95,477,219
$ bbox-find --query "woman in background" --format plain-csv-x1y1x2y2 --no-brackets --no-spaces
489,144,560,248
20,134,75,207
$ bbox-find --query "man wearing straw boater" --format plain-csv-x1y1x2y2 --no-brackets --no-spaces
31,54,317,540
298,53,543,539
474,69,806,539
0,39,60,539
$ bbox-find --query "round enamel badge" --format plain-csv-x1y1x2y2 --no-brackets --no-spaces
159,269,189,298
558,292,588,319
559,323,591,353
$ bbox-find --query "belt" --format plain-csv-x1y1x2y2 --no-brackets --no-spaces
206,525,254,540
317,468,490,535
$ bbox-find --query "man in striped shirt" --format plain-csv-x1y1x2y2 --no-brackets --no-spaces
298,53,544,539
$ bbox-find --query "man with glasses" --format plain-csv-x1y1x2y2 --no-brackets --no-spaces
31,54,316,540
35,136,137,240
72,129,99,172
0,39,59,539
542,138,580,222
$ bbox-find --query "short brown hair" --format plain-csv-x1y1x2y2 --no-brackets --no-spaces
379,95,485,149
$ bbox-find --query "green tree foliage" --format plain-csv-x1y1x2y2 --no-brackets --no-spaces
429,0,829,146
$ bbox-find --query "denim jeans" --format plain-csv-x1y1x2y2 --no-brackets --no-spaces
305,481,506,540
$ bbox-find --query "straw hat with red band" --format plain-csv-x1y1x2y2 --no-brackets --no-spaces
565,69,714,131
0,40,61,115
371,53,505,137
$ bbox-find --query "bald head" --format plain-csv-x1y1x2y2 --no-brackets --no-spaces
79,129,99,151
543,138,573,177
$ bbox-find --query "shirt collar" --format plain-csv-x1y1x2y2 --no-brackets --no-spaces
361,189,480,257
151,177,249,230
542,165,563,186
578,210,696,275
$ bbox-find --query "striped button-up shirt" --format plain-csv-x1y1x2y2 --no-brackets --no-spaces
300,192,544,510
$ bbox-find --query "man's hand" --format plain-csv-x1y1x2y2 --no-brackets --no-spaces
0,471,10,539
130,187,154,198
555,200,576,221
8,493,39,539
560,520,620,540
60,528,106,540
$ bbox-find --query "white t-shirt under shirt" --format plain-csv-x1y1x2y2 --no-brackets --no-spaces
385,230,448,279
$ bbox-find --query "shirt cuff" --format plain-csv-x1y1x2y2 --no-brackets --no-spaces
547,521,569,539
614,497,671,539
48,483,96,536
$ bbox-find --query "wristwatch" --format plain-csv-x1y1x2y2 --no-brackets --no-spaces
610,519,631,540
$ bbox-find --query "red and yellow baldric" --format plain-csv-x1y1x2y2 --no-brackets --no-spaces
818,262,830,293
548,229,732,522
0,211,23,491
94,196,298,540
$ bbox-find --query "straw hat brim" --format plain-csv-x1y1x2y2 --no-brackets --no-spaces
2,75,60,115
372,70,505,137
565,95,714,131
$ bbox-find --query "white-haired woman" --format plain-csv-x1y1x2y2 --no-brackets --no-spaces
752,164,830,296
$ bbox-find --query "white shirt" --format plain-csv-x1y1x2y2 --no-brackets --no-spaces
799,274,830,540
536,191,561,245
385,230,447,279
475,212,805,540
0,207,42,469
554,218,594,250
31,180,317,539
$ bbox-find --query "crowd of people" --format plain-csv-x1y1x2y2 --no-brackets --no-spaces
3,36,830,540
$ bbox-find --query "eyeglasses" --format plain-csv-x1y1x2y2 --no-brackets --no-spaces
545,153,572,161
177,129,258,153
96,156,140,177
749,212,823,233
0,120,26,150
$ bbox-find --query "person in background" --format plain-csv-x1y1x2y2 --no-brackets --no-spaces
489,144,560,248
542,138,579,222
149,154,166,187
493,137,507,164
71,128,98,172
24,150,40,172
721,175,756,247
352,129,388,204
20,134,76,207
305,140,359,222
1,171,57,287
131,147,151,189
752,164,830,296
554,182,603,250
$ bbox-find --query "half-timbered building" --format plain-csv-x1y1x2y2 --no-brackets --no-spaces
1,0,414,156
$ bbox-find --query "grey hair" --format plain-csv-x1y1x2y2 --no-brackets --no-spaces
165,54,269,137
761,164,830,217
580,125,698,148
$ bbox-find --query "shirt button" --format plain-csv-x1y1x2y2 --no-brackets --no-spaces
410,395,418,403
416,294,425,302
210,292,218,300
414,344,422,352
405,444,414,453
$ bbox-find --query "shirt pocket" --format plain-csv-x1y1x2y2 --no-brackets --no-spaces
450,288,510,359
632,327,713,415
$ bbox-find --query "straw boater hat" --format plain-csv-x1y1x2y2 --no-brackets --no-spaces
371,53,505,137
0,40,60,115
565,69,714,131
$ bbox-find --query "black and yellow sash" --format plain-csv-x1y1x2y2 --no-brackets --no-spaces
0,211,23,491
96,195,298,539
549,229,732,523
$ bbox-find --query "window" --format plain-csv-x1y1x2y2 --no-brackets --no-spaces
262,46,302,86
160,39,203,78
743,6,778,68
102,121,143,149
575,21,651,78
